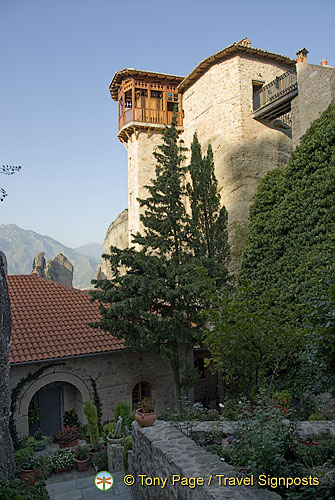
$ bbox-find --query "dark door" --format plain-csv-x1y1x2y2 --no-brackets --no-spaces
31,385,62,436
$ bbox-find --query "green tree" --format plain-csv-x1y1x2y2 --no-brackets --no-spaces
187,133,230,285
203,286,305,397
91,117,229,408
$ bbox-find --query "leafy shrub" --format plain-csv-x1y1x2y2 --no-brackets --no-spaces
92,450,108,471
123,435,132,472
78,423,89,439
114,401,134,431
0,476,48,500
102,422,116,443
75,447,90,461
24,435,50,451
52,426,78,443
159,398,219,422
63,408,80,427
308,413,323,421
14,447,36,469
298,432,335,467
230,393,302,481
82,401,100,450
219,398,239,420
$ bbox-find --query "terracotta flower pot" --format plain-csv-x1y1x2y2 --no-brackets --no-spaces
76,458,89,472
20,468,37,485
135,409,158,427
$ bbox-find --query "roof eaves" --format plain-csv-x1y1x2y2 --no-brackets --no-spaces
177,43,296,93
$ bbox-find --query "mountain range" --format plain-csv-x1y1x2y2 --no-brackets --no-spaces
0,224,103,289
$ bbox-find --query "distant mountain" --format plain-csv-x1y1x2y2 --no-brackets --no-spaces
74,242,103,260
0,224,100,289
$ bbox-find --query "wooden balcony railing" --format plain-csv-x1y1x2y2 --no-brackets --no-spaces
253,69,297,111
119,107,182,130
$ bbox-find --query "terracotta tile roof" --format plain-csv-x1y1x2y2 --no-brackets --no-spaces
177,40,296,93
7,275,124,364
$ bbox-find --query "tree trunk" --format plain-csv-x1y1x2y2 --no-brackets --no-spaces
0,257,16,479
171,353,182,412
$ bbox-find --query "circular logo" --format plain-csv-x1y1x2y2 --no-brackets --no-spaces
94,471,114,491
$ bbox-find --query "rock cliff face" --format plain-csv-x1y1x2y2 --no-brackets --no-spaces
95,209,128,280
32,252,73,287
31,252,46,278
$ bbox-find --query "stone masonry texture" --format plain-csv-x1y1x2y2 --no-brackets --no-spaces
128,420,281,500
10,350,177,437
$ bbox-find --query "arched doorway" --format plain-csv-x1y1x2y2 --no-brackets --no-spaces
29,382,84,436
17,371,90,437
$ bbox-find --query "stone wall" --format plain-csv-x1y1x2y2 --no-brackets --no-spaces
181,54,293,274
9,349,177,436
292,62,335,148
129,421,280,499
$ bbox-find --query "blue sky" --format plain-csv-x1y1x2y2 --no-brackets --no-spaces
1,0,334,248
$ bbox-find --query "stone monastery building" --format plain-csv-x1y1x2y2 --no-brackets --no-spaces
96,38,335,279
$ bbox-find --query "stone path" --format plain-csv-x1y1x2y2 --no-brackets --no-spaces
46,465,134,500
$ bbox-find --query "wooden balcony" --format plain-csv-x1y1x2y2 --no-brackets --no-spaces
253,68,298,121
110,69,184,143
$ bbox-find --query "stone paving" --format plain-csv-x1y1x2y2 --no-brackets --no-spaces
46,464,134,500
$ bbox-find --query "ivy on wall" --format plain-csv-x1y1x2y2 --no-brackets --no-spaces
239,105,335,322
89,376,102,429
10,363,63,448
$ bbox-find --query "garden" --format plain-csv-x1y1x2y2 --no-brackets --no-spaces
159,392,335,499
0,399,138,499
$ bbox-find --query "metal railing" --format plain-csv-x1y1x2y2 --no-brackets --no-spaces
253,69,297,111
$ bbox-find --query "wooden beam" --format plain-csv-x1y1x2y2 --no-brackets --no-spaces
133,126,138,140
119,137,128,150
147,127,151,139
164,84,168,123
131,78,135,122
124,129,132,142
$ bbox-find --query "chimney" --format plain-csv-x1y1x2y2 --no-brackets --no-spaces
296,48,309,63
321,58,328,66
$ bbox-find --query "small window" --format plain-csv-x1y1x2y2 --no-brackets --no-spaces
132,381,151,409
167,92,179,103
252,81,264,110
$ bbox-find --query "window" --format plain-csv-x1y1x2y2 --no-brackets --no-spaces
132,381,151,409
252,80,264,111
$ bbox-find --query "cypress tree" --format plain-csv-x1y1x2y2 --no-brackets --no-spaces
188,133,230,285
91,117,209,408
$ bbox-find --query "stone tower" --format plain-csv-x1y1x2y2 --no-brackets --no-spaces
104,39,298,275
109,69,184,247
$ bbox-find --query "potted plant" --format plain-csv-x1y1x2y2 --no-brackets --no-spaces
25,431,50,451
135,397,157,427
63,408,80,427
53,426,79,448
79,424,90,444
75,447,90,472
82,401,100,454
17,452,39,485
50,449,75,473
92,450,108,473
107,416,124,445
